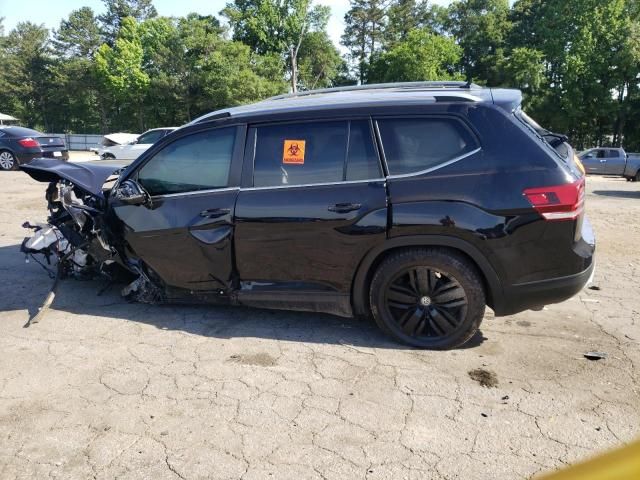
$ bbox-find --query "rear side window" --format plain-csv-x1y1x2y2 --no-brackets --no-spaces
377,118,478,176
609,149,620,158
253,120,381,187
138,127,235,196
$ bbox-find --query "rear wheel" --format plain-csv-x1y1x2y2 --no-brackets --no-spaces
0,150,17,171
102,153,116,160
634,171,640,182
369,248,486,349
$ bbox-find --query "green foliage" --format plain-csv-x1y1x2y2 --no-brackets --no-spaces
445,0,511,84
0,0,638,150
367,29,462,83
1,22,53,129
52,7,102,58
221,0,330,91
341,0,387,83
297,31,344,90
99,0,157,44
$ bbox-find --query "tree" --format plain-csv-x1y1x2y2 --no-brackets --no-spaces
52,7,102,58
384,0,439,45
297,31,344,90
1,22,53,129
222,0,330,92
367,29,462,83
95,16,149,130
445,0,511,85
99,0,157,44
341,0,387,83
509,0,640,148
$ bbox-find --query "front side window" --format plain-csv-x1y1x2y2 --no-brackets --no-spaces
378,117,478,176
596,149,607,158
253,120,381,187
138,128,235,196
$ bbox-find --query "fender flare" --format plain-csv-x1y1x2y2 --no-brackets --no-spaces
351,235,504,316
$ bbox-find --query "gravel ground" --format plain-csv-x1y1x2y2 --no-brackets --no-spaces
0,173,638,479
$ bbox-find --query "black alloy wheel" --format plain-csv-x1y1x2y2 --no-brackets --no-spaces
386,267,468,338
370,248,485,349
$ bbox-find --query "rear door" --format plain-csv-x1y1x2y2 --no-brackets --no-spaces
110,125,244,292
234,119,387,297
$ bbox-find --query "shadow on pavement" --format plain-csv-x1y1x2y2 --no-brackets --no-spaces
0,243,486,350
592,189,640,199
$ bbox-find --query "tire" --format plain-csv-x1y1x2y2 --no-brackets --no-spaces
102,153,116,160
369,248,486,349
634,171,640,182
0,150,18,171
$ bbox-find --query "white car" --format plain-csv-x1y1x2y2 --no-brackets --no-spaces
97,128,176,160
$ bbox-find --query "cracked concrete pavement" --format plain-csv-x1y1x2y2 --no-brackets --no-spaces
0,172,638,479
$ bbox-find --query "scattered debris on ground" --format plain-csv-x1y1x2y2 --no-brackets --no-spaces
584,351,608,361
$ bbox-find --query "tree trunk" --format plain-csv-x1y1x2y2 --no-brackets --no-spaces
290,47,298,93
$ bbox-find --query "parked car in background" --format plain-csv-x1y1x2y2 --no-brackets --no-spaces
97,128,176,160
19,82,594,349
90,133,139,157
0,126,68,171
579,147,640,181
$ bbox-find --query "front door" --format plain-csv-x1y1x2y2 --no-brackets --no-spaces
234,119,388,297
581,149,605,174
110,125,244,292
603,149,626,175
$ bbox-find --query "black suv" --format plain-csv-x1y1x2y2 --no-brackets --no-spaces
20,82,595,349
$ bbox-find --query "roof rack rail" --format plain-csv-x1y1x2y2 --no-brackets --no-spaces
268,81,482,101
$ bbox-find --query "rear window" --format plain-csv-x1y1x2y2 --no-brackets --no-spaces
253,120,381,187
377,117,478,176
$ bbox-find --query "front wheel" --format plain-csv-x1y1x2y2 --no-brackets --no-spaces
0,150,17,171
369,248,486,349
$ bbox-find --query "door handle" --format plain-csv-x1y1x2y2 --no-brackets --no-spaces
199,208,230,219
328,202,361,213
599,159,607,162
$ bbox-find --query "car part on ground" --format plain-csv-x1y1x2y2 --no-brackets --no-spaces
18,81,595,349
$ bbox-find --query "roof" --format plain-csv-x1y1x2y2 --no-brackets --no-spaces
0,126,43,137
190,82,522,125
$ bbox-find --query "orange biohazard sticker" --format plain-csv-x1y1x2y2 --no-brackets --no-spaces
283,140,306,164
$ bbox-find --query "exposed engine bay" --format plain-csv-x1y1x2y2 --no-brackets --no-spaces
20,172,163,304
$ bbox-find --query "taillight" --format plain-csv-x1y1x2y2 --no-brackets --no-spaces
523,178,585,221
18,137,40,148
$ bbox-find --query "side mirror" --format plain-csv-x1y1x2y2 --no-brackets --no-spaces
113,180,150,206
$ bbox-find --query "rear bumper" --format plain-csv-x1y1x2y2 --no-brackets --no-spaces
17,150,69,164
496,260,594,315
493,214,595,316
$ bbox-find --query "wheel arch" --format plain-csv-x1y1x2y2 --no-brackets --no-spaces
351,235,504,317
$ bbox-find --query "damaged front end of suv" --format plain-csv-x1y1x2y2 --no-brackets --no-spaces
20,159,162,303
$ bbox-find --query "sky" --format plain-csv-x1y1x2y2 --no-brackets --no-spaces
0,0,456,49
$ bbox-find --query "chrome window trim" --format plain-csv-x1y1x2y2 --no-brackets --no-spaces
240,178,386,192
385,147,481,180
152,186,240,199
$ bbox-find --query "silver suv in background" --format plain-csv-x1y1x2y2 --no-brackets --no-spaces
579,147,640,181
